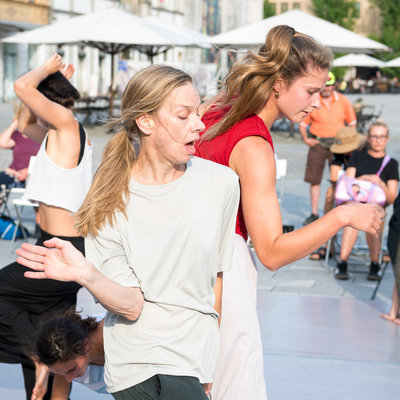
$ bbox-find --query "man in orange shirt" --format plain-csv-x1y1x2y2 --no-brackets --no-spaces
300,72,357,225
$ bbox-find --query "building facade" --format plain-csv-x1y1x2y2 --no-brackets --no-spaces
0,0,265,101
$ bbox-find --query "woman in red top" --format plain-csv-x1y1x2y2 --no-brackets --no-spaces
196,25,382,400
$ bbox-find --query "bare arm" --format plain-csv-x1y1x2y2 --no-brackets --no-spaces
330,164,343,183
229,137,382,270
299,124,319,147
50,376,71,400
17,238,144,321
14,53,77,134
31,361,49,400
0,119,17,149
17,106,47,144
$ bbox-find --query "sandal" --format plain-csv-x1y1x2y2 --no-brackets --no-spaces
309,247,332,260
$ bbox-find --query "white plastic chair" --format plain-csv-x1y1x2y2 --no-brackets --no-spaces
9,156,38,248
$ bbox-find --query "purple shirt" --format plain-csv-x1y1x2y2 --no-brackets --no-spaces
9,130,40,171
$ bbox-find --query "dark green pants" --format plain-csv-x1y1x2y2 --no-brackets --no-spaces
112,375,209,400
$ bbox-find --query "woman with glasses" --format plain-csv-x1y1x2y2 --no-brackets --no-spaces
335,121,399,280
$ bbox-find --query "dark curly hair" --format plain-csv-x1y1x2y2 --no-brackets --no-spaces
35,310,100,366
37,71,80,109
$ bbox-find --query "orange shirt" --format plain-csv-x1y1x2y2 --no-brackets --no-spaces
300,91,356,138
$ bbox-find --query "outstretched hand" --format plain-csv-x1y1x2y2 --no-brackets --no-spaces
16,238,90,283
343,202,384,236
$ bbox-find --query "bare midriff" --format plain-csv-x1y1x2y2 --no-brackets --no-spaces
38,203,80,237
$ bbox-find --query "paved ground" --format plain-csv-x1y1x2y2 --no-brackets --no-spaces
0,93,399,399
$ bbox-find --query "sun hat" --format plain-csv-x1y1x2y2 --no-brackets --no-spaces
326,71,336,86
330,126,365,154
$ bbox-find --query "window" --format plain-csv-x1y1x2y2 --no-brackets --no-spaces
292,2,300,9
281,2,288,12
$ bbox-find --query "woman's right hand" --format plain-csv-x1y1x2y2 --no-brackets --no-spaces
16,238,92,283
339,202,383,236
41,53,64,76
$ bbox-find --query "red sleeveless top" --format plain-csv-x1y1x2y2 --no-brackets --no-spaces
196,108,274,240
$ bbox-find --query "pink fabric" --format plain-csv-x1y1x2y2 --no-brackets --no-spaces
8,130,40,171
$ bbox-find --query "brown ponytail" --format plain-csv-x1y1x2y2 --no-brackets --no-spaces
203,25,333,140
75,129,136,236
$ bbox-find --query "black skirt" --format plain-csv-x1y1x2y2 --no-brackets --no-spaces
0,229,84,363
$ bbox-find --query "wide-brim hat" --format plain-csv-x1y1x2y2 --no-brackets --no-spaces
330,126,365,154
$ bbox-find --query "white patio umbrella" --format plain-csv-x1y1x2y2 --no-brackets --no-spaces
2,8,210,111
208,9,390,54
333,53,385,67
385,57,400,67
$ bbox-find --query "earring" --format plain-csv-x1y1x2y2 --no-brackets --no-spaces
274,90,280,99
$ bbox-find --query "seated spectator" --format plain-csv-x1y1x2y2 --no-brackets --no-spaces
335,121,399,280
0,102,40,200
310,126,365,260
32,311,106,399
381,190,400,325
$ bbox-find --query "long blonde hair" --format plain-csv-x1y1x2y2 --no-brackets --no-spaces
76,65,192,236
203,25,333,140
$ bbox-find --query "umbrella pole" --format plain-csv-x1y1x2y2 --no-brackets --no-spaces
109,52,115,117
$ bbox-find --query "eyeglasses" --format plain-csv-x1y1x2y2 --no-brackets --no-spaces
369,135,388,141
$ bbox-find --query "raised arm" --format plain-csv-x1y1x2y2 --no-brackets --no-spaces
14,53,76,133
0,119,18,149
229,136,382,270
17,105,47,144
16,238,144,321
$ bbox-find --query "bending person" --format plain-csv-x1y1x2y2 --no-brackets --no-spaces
32,311,107,399
195,25,382,400
0,53,92,400
17,65,240,399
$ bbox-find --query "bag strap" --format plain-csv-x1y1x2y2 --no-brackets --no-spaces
376,155,391,177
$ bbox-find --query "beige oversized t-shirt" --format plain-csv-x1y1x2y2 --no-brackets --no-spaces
85,156,240,393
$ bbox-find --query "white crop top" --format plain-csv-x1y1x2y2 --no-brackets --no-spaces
23,125,93,213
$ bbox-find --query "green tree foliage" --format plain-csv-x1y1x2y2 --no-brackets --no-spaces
367,1,400,78
263,0,276,18
311,0,358,30
369,0,400,53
